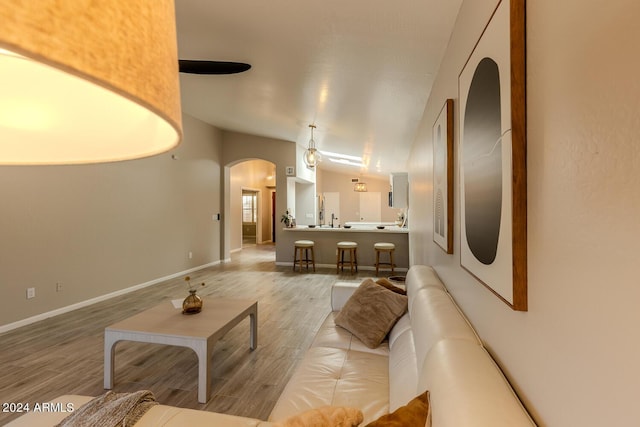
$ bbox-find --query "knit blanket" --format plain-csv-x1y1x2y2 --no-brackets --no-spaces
55,390,157,427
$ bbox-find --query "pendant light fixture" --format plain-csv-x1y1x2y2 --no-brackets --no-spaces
303,124,322,169
353,178,368,192
0,0,182,165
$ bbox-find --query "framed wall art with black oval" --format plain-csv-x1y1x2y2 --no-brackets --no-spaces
458,0,527,311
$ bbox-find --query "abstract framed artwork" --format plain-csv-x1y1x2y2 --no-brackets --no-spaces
458,0,527,311
433,99,454,254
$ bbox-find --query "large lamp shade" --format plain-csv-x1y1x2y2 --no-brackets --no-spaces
0,0,182,165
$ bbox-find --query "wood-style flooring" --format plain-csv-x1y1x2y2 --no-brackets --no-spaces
0,244,374,425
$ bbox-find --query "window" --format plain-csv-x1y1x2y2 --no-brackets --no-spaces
242,192,257,223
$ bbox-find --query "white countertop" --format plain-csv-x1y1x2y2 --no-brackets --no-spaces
283,225,408,233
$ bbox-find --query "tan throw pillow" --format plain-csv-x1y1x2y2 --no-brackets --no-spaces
335,278,408,348
375,278,407,295
365,391,430,427
274,406,364,427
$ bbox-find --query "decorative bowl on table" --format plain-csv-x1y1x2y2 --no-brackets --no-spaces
344,225,352,229
376,225,385,229
308,225,316,228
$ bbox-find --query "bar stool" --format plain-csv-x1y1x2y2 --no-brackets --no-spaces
374,242,395,275
293,240,315,272
336,241,358,274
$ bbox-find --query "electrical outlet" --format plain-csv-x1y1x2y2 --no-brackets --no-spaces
188,251,193,259
56,282,63,292
26,287,35,299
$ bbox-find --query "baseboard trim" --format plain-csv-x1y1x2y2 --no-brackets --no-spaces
0,260,221,334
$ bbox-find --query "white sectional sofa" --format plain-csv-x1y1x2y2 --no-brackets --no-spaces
269,266,535,426
7,266,536,426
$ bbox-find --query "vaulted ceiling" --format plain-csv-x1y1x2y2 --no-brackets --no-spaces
175,0,462,177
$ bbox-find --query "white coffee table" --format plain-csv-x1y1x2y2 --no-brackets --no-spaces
104,297,257,403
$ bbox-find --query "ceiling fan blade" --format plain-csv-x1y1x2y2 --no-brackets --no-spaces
178,60,251,75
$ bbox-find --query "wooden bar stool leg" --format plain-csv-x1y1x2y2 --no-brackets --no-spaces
306,248,311,271
390,250,395,273
375,249,380,275
354,248,358,272
344,249,348,273
297,247,303,272
293,247,298,272
311,247,316,272
349,248,354,274
303,248,308,270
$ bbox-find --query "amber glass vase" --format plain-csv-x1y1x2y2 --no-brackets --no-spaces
182,289,203,314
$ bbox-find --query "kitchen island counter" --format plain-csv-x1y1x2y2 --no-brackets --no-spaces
278,225,408,271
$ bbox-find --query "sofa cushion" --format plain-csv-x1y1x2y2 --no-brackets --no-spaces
419,340,535,427
330,281,361,311
311,312,390,356
365,391,430,427
387,314,419,412
388,313,411,349
269,347,389,425
405,265,446,297
141,406,274,426
335,278,408,349
410,287,481,368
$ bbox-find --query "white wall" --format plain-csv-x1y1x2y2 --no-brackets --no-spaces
0,114,223,327
408,0,640,425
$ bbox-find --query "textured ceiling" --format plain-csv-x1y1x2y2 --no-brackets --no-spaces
175,0,462,177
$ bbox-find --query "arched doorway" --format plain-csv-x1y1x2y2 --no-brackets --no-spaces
229,159,276,253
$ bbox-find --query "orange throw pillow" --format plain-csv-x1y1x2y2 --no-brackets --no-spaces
365,391,430,427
